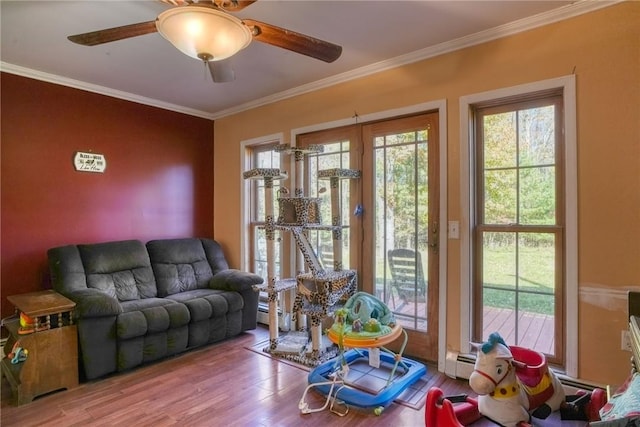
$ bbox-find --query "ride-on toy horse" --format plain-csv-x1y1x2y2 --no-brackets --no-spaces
468,333,566,427
425,332,608,426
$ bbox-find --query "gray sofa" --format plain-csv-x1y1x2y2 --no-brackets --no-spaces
47,238,262,381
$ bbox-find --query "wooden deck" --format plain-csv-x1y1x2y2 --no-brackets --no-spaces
392,301,555,355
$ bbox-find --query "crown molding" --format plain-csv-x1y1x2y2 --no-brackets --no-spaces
1,0,620,120
0,62,216,120
209,0,620,119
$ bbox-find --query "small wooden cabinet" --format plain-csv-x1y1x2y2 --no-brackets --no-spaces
1,290,78,405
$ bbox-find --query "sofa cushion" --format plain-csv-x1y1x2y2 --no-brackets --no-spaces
118,299,190,339
200,238,230,274
210,269,264,292
166,289,244,322
147,239,216,297
79,240,157,301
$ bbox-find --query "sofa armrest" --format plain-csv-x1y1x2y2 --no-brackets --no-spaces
209,269,263,292
63,288,122,319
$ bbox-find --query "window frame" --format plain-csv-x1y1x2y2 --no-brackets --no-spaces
248,141,284,280
473,95,564,363
240,134,285,273
459,75,578,377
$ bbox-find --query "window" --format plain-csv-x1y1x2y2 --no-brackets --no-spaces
460,76,577,375
248,143,282,282
474,95,564,363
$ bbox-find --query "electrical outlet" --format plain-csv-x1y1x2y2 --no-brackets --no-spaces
622,330,632,352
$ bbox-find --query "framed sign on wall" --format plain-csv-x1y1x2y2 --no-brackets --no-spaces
73,151,106,173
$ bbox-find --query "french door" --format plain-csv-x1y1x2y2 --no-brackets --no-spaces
361,113,440,361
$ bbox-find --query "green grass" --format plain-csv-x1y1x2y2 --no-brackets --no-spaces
374,245,556,315
483,245,555,315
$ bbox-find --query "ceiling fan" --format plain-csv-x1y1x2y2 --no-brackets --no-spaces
68,0,342,83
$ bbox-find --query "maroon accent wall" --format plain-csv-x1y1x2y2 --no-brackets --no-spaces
0,73,214,318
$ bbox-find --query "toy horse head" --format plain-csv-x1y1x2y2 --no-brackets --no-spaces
469,332,516,396
468,333,532,427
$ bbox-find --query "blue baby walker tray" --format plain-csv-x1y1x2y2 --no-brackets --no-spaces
298,292,427,416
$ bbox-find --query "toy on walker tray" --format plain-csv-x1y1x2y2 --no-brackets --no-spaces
425,332,608,427
299,292,426,416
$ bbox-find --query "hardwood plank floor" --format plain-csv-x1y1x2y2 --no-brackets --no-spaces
1,325,474,427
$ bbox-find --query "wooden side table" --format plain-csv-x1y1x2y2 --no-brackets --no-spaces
1,290,78,405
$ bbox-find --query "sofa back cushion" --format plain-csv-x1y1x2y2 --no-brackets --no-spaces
78,240,157,301
147,238,219,297
48,245,88,294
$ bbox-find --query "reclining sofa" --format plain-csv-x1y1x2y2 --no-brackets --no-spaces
47,237,262,381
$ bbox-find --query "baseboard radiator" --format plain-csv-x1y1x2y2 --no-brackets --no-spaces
444,351,605,394
257,304,292,331
257,304,270,326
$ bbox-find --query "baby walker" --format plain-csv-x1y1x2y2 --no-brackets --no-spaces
299,292,427,416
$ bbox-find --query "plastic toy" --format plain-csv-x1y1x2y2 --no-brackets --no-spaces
468,332,565,427
17,312,49,334
425,387,481,426
425,333,609,426
7,340,29,364
299,292,426,416
301,348,426,416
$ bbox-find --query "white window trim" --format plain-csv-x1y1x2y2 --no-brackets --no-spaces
290,100,449,372
239,133,284,272
459,75,578,377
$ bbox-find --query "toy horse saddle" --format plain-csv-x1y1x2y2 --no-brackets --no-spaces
511,346,555,408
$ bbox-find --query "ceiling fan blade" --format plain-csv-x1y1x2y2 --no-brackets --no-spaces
68,21,158,46
208,59,235,83
243,19,342,63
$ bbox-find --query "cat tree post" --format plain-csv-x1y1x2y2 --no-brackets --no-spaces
329,175,342,271
264,175,278,346
242,168,289,350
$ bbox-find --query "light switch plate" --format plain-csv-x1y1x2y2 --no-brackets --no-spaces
448,221,460,239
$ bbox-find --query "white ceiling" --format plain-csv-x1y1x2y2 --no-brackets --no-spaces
0,1,609,119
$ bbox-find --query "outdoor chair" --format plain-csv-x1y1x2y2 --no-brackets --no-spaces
387,248,427,310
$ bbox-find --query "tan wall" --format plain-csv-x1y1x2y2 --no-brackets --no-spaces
214,2,640,385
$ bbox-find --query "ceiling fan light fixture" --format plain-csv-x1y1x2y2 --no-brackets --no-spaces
156,7,252,62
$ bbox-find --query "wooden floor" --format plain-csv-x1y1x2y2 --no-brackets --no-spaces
1,325,474,427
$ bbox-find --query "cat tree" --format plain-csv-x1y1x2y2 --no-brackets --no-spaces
243,143,360,366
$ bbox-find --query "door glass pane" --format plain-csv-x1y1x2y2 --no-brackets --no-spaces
375,128,429,331
306,140,351,270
